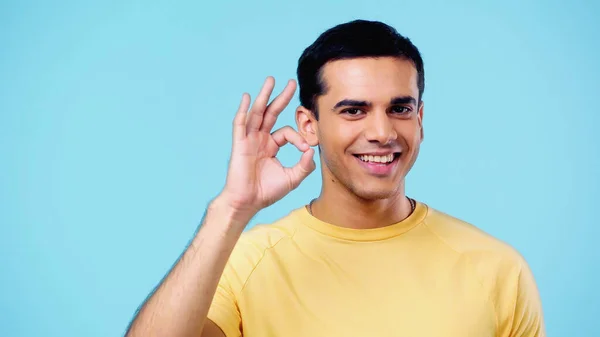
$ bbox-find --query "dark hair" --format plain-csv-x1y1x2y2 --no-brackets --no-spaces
297,19,425,119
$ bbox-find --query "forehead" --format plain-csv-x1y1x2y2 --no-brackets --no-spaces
319,57,418,103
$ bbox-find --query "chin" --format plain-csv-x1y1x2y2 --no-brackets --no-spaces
351,186,399,201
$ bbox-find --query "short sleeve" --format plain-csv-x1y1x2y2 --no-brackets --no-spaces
507,259,546,337
207,265,242,337
206,229,273,337
205,223,292,337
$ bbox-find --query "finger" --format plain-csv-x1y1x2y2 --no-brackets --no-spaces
233,93,251,142
260,79,297,133
246,77,275,133
286,148,316,188
271,126,309,152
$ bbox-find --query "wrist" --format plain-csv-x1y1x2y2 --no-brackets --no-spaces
188,195,252,258
207,193,258,229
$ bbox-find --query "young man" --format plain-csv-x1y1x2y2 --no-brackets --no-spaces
126,20,545,337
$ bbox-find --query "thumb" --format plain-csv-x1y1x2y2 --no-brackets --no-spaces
287,148,316,188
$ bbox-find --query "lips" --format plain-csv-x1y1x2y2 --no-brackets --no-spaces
352,152,401,176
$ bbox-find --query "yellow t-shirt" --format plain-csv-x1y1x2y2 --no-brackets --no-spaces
207,201,545,337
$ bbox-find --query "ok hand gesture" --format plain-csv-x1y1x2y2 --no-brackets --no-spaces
222,77,316,219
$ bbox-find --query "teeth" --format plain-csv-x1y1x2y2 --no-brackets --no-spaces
359,154,394,163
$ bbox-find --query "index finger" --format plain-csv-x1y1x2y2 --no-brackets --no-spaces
271,126,310,152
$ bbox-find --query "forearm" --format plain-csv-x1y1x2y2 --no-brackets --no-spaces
126,195,251,337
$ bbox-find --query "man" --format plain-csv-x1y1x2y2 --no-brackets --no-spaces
126,20,545,337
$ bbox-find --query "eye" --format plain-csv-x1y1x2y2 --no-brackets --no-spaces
390,106,411,114
341,108,363,116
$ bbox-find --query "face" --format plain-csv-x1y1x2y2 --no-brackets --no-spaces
297,57,424,200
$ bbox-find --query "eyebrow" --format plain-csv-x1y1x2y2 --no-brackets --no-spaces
332,99,371,110
332,96,417,110
390,96,417,106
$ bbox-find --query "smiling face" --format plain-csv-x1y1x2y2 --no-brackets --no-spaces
297,56,424,201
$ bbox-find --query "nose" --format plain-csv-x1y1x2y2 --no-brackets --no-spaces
364,111,397,145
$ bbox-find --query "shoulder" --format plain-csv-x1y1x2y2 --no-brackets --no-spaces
422,205,528,279
237,208,301,253
423,206,523,258
422,205,545,331
221,208,302,286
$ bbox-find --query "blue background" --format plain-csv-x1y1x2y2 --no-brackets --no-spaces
1,0,598,336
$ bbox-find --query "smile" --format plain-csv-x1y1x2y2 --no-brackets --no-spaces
356,154,395,163
353,152,401,176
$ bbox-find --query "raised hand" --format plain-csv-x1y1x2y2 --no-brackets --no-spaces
221,77,316,219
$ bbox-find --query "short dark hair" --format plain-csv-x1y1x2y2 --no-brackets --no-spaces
297,19,425,119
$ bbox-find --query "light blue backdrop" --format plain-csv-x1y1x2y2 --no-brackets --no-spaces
1,0,598,336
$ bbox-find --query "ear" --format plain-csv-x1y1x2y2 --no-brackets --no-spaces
417,101,424,142
295,106,319,146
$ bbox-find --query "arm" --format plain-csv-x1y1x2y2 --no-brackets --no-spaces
125,195,249,337
125,77,315,337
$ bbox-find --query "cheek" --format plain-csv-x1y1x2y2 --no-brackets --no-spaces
318,124,360,169
399,124,422,145
319,121,356,152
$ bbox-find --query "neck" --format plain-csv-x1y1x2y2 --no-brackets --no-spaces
310,181,413,230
